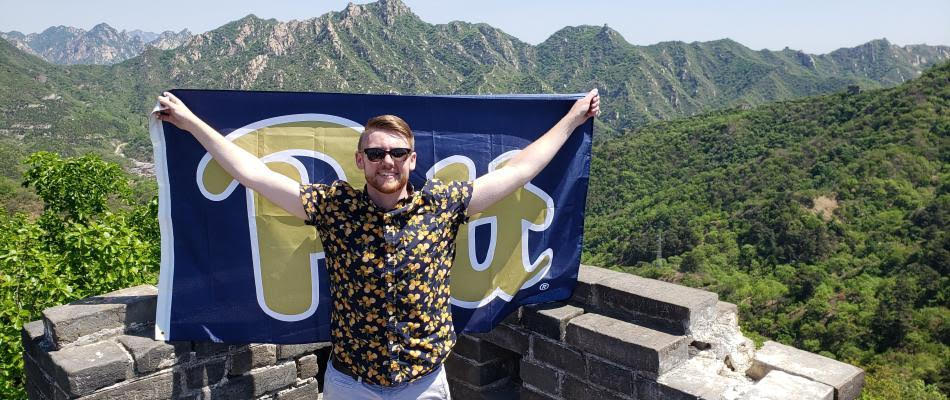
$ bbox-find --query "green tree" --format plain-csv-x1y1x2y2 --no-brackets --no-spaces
0,152,158,398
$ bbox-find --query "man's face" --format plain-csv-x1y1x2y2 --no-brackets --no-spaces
356,129,417,195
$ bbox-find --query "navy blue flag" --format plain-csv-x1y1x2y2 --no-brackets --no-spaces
149,90,593,343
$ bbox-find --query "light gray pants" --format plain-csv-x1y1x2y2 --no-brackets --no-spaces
323,360,452,400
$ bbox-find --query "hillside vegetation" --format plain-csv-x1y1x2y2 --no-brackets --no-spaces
1,0,947,169
584,62,949,397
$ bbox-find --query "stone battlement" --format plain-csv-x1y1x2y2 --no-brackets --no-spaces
22,265,864,399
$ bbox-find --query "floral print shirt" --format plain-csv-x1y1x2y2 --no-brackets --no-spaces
299,179,472,386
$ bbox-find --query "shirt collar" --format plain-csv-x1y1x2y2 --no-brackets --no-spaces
361,181,418,213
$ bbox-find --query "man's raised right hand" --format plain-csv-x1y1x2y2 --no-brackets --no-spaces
153,92,199,132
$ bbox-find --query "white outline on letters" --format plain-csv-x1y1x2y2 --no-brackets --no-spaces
195,114,362,321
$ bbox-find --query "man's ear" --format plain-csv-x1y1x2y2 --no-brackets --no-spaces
408,151,417,172
355,150,365,170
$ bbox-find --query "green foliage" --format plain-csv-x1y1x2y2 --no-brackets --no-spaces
0,153,158,398
23,152,131,220
585,62,950,396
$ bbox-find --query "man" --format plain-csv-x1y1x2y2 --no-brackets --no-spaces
154,89,600,399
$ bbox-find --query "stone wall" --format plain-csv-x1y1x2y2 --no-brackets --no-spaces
22,265,864,399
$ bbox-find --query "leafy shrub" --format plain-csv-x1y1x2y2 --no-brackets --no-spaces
0,152,158,398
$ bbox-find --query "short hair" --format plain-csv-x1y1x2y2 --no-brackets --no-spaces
359,115,414,150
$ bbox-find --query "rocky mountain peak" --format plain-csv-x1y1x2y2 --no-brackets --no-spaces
370,0,413,25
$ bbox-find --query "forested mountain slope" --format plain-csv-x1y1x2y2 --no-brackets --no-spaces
1,0,948,166
585,61,949,396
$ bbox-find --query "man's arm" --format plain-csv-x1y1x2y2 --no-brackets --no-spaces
468,89,600,216
153,92,308,220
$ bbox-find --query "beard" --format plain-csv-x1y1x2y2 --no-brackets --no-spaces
367,170,409,195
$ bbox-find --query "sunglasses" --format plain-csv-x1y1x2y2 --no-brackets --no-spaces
362,147,412,162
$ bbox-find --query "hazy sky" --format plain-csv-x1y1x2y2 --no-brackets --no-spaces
1,0,948,54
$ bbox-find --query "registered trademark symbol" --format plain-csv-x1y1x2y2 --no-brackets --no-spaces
539,283,550,291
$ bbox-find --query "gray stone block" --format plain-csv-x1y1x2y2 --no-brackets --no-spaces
472,323,529,355
749,341,864,400
185,358,226,389
276,379,321,400
560,373,633,400
656,362,734,400
530,336,586,378
229,344,278,376
47,340,132,397
566,313,688,376
522,302,584,341
116,334,190,374
22,319,47,360
445,353,514,386
277,342,330,360
79,370,177,400
215,361,297,397
717,301,738,318
598,274,717,335
448,377,519,400
569,264,624,307
740,370,834,400
501,306,523,325
42,285,157,349
453,334,512,362
520,385,559,400
23,352,54,400
638,377,706,400
520,359,560,396
193,341,231,357
296,354,319,380
587,355,637,394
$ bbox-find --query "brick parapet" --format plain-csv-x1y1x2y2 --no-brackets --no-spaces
22,264,864,400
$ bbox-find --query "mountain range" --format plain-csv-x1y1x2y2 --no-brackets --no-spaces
1,24,191,65
0,0,948,165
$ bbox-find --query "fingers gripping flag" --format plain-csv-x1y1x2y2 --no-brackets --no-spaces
149,90,593,343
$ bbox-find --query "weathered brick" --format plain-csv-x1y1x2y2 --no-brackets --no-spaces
716,301,738,318
276,379,321,400
560,373,632,400
587,355,637,394
740,370,834,400
448,377,519,400
566,313,688,376
47,340,132,397
522,302,584,341
655,360,735,400
531,336,586,378
185,358,226,389
520,385,559,400
520,359,559,396
277,342,330,360
296,354,319,380
501,306,523,325
23,352,53,400
193,341,231,357
211,361,297,397
445,353,514,386
749,341,864,400
638,377,705,400
79,370,177,400
42,285,157,348
453,333,512,362
21,319,47,360
117,334,190,374
569,264,623,307
229,344,278,376
472,323,529,354
598,274,717,335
